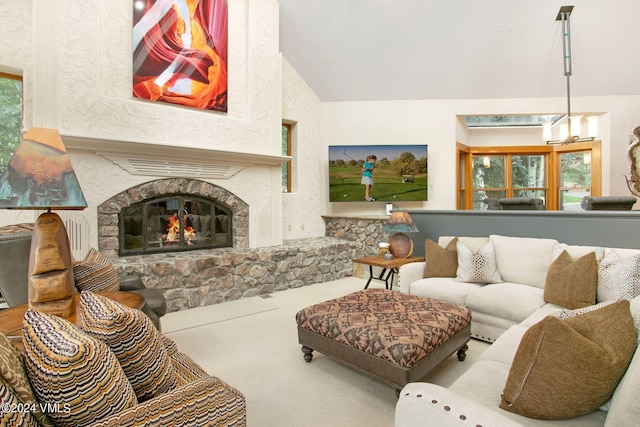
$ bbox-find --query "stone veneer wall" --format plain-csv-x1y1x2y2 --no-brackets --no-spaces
97,178,249,259
111,237,356,312
323,215,390,257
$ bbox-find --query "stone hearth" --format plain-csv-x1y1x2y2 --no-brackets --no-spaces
110,237,356,312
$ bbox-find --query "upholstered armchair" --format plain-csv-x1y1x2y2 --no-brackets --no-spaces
1,292,246,427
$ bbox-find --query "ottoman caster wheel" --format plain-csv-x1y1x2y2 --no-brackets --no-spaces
302,345,314,362
457,344,469,361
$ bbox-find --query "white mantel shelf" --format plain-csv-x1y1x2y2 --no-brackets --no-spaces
62,134,290,179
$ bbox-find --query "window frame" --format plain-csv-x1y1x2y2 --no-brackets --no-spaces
457,141,601,210
281,122,292,193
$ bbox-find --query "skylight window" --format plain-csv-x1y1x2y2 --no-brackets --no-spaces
465,115,564,128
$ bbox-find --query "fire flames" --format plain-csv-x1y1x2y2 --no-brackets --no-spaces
165,214,196,244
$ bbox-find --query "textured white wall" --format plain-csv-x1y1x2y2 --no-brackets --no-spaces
0,0,285,248
281,58,325,239
321,95,640,215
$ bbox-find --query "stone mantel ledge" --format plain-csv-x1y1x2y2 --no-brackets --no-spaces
322,215,388,220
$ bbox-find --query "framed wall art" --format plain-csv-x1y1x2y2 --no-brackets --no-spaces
132,0,228,112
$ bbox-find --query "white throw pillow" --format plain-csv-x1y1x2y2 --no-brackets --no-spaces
597,250,640,303
456,240,503,284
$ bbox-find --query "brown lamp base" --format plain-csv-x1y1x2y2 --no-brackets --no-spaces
388,232,414,258
28,212,76,318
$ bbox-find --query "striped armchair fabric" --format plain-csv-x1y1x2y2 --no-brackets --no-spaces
91,353,247,427
0,315,247,427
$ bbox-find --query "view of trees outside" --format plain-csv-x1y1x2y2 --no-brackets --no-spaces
0,74,22,170
281,124,290,192
559,151,591,210
472,154,546,209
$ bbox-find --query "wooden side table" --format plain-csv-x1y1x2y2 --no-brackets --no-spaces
353,256,425,290
0,291,145,351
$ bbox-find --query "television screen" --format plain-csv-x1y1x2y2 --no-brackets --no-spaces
328,144,428,202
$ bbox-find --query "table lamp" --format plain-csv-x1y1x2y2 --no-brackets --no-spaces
0,127,87,317
382,211,419,258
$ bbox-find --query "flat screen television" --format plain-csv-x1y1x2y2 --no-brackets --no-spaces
328,144,428,202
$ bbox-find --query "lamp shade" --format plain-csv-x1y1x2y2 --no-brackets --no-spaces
0,128,87,209
382,211,419,233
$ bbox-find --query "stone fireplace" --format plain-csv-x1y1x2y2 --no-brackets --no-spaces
95,178,356,313
98,178,249,259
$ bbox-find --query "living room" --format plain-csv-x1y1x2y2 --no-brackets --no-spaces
1,1,640,426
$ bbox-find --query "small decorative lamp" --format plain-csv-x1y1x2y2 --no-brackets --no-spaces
0,128,87,318
382,211,419,258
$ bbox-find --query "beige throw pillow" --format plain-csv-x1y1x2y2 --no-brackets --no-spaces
544,250,598,309
79,291,178,402
424,238,458,278
73,248,120,292
455,240,502,284
500,300,636,419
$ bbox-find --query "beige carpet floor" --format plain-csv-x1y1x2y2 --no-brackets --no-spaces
162,277,489,427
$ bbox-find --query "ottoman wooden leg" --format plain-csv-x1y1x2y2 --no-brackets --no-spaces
457,344,469,361
302,345,314,362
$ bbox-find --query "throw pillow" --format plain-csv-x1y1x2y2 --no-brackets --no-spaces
22,309,137,426
424,237,458,278
597,250,640,302
455,240,502,284
543,250,598,309
0,378,40,427
500,300,636,419
73,247,120,292
0,333,53,427
553,300,616,320
79,291,178,402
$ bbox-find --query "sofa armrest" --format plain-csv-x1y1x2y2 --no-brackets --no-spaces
89,376,246,427
396,383,524,427
398,262,425,294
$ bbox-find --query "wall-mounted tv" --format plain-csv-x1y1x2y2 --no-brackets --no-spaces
328,144,428,202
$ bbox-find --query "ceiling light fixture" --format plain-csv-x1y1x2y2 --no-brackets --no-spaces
544,5,597,145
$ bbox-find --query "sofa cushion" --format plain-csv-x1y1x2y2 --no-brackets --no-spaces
551,243,605,263
466,282,545,324
22,309,138,426
456,240,502,284
605,342,640,427
424,238,458,278
500,300,636,420
0,333,52,427
543,250,598,309
79,291,177,402
73,247,120,292
597,250,640,302
490,235,558,289
409,277,481,306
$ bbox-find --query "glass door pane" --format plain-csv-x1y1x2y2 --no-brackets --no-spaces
472,155,506,210
559,151,591,210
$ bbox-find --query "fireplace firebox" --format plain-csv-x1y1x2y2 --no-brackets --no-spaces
119,195,232,255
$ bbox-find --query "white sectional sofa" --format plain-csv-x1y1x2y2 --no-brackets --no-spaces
394,234,640,427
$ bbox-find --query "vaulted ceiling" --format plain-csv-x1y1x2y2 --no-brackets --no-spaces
278,0,640,102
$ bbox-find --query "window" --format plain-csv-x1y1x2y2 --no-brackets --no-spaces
0,72,23,170
554,141,601,210
282,123,292,193
458,142,600,210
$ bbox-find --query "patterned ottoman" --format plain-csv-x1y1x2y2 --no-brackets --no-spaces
296,289,471,390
